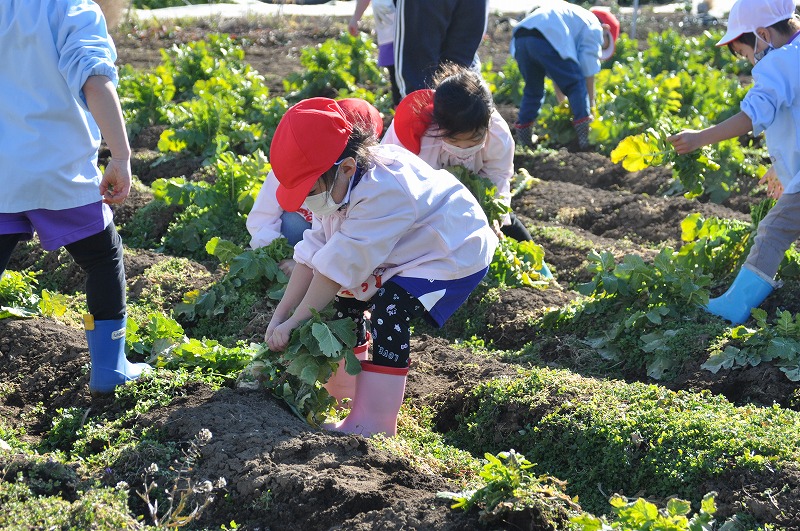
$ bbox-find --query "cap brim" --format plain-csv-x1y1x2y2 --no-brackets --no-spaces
716,29,742,46
276,176,316,212
600,29,615,61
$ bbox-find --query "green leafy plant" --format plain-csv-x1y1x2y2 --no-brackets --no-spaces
127,312,256,377
610,125,720,199
489,238,548,288
176,236,292,325
282,33,390,110
482,57,524,106
445,165,550,288
151,151,269,259
704,309,800,381
246,310,357,426
0,271,67,320
572,492,717,530
438,450,579,526
118,64,176,135
0,271,40,318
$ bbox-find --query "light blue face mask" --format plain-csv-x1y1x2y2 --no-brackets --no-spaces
753,33,775,63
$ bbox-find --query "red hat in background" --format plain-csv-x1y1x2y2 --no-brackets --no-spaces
590,7,620,61
337,98,384,137
392,89,435,155
270,97,353,212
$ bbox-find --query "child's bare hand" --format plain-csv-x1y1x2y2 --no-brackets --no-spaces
492,219,505,239
100,157,131,204
278,258,297,277
348,18,359,36
266,321,294,351
759,166,783,199
667,130,703,155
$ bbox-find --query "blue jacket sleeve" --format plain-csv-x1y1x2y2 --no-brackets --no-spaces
56,0,118,110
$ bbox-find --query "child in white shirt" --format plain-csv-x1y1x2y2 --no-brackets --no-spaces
669,0,800,324
265,97,497,436
247,98,384,276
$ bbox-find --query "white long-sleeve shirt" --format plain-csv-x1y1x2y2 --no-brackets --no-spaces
247,170,314,248
294,144,498,301
0,0,118,213
382,109,515,225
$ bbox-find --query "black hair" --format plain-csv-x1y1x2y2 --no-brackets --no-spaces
429,62,493,139
727,18,795,54
319,124,377,188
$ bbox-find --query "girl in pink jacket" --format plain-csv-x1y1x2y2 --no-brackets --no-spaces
265,98,497,437
382,63,553,276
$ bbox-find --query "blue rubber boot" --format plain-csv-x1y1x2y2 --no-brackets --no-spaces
705,266,775,325
537,261,553,280
84,315,151,394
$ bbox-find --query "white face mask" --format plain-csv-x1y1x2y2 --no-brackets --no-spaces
305,163,347,216
754,33,774,63
441,140,484,160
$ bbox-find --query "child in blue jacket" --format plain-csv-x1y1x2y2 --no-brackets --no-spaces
669,0,800,324
0,0,150,394
511,2,620,151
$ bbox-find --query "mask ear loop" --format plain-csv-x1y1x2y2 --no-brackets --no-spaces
323,159,345,192
753,32,774,63
336,158,358,205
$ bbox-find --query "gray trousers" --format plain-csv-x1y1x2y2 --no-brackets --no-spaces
745,192,800,279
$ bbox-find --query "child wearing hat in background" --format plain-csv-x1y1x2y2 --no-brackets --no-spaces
0,0,150,394
265,97,497,437
381,63,553,276
669,0,800,325
247,98,384,278
511,1,620,151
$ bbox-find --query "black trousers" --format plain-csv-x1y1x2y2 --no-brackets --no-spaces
0,223,126,320
394,0,488,97
501,212,533,242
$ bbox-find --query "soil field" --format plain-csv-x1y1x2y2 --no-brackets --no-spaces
2,7,800,531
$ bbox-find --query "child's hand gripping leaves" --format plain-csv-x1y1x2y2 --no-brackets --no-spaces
248,310,358,426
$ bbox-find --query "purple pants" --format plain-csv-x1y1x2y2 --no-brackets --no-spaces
0,201,112,250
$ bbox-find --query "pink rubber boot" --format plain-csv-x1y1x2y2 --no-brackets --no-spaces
323,338,369,407
323,361,408,437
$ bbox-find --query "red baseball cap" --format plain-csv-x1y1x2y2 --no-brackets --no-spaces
270,97,353,212
591,7,620,61
393,89,435,155
337,98,384,137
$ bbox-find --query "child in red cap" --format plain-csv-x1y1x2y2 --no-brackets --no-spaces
669,0,800,325
511,2,620,151
265,97,498,437
382,63,553,276
247,98,384,278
